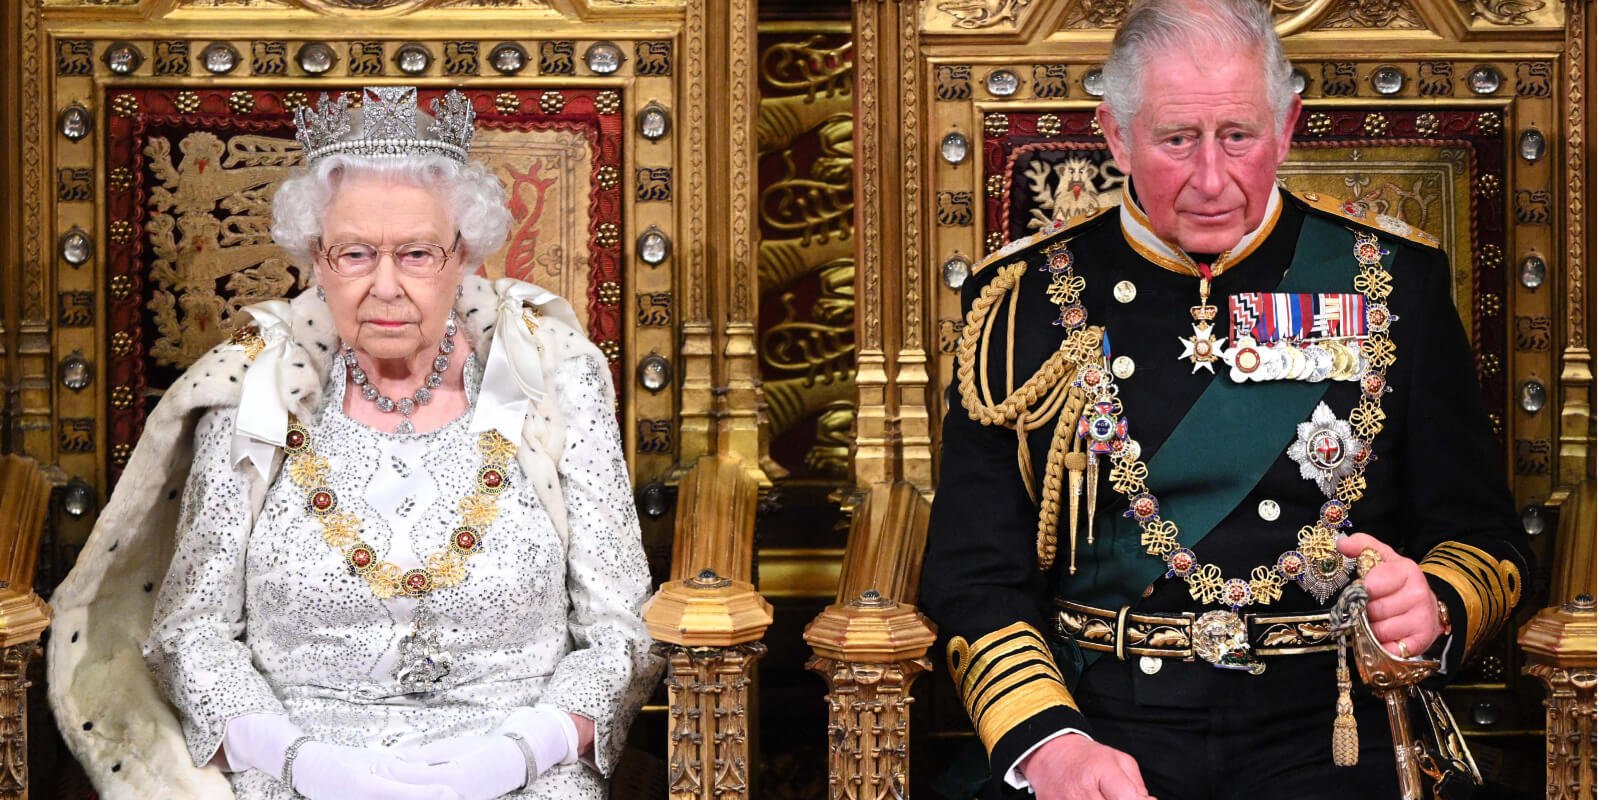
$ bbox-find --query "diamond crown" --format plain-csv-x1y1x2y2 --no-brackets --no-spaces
294,86,476,166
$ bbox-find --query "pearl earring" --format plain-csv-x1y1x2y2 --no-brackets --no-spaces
316,285,326,300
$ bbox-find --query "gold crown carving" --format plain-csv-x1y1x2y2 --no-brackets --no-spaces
294,86,475,166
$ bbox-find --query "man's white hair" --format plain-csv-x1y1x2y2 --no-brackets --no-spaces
1101,0,1296,132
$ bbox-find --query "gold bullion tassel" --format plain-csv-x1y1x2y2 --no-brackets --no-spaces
1333,636,1360,766
1065,450,1087,574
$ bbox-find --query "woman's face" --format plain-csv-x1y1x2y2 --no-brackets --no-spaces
313,174,468,366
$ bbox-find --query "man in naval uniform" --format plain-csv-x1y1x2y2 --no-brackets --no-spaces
919,1,1532,798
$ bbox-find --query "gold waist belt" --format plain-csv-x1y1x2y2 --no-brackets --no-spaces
1052,599,1338,669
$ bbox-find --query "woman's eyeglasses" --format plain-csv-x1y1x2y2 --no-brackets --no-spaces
317,233,461,277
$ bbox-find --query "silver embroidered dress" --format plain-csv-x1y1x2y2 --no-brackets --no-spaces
144,347,657,800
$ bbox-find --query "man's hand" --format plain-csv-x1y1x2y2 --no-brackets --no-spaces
1337,533,1443,658
1019,734,1155,800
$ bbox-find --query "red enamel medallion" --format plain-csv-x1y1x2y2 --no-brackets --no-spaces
403,569,433,595
308,488,337,515
478,465,508,495
349,546,374,571
453,527,479,553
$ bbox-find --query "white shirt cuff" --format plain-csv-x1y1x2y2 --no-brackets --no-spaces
1003,728,1093,790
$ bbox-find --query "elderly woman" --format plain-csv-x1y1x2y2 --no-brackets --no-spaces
47,87,659,800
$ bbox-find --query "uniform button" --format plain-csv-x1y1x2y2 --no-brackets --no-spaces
1258,499,1281,521
1139,656,1163,675
1114,280,1138,304
1112,356,1135,379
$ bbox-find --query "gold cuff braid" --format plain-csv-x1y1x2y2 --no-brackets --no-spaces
947,622,1077,753
1419,541,1522,657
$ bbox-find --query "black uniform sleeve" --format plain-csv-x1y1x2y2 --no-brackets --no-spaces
1392,245,1533,672
921,267,1094,785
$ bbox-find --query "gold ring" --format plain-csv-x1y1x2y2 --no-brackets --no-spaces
1357,547,1382,579
1397,640,1410,658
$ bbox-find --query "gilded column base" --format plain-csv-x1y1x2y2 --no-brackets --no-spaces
0,642,41,799
651,641,767,800
805,591,938,800
1518,595,1597,800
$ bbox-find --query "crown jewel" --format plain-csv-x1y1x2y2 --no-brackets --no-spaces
294,86,476,166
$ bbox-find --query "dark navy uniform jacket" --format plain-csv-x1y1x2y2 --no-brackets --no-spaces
920,187,1532,787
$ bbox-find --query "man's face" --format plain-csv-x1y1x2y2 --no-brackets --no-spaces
1099,47,1300,254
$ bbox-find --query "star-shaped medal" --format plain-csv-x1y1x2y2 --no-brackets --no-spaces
1286,401,1361,497
1177,322,1224,373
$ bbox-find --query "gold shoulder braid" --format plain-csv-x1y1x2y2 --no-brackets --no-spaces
283,418,518,599
957,243,1102,573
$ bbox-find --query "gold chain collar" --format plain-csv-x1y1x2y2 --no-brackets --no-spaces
283,419,518,599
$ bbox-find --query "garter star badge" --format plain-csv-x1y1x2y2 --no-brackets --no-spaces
1288,402,1360,497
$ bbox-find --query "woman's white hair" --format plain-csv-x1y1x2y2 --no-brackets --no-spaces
1101,0,1295,132
271,153,513,270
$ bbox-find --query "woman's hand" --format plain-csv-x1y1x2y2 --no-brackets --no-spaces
291,741,462,800
401,705,579,799
399,735,529,800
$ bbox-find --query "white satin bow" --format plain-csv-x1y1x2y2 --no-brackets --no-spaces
231,301,295,481
469,279,575,443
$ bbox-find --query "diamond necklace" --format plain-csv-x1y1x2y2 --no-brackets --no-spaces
343,311,457,434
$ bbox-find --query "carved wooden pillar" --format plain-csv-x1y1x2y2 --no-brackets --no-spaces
677,0,768,487
804,482,937,799
643,456,773,800
851,0,931,491
1518,594,1597,800
0,455,54,799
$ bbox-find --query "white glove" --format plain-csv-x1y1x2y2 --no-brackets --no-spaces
403,705,579,800
222,713,462,800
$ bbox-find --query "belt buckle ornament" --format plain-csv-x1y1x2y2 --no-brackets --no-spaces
1192,610,1265,675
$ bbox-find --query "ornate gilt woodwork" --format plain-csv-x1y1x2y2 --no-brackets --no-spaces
852,0,933,492
804,481,936,800
842,0,1594,795
643,455,772,800
1519,594,1598,800
0,455,56,799
5,1,776,797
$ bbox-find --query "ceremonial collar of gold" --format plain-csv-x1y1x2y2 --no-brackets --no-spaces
1118,183,1283,278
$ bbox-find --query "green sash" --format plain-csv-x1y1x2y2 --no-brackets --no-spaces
1056,215,1396,679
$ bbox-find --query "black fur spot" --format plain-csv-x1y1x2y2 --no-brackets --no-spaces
71,631,79,643
109,541,118,552
111,763,121,773
82,722,93,731
143,582,154,592
167,489,178,500
229,376,238,383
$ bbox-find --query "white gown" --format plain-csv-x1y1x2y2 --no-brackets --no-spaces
143,350,658,799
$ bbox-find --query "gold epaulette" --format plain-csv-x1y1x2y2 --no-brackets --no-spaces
948,622,1078,753
973,205,1116,277
1419,541,1523,658
1295,190,1441,249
